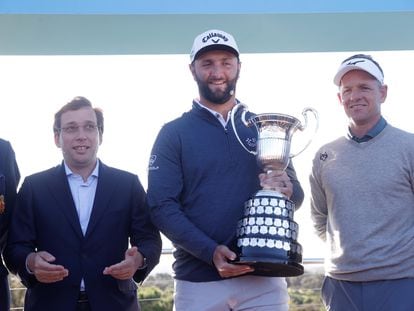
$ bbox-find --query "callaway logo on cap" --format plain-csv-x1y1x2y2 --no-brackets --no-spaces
333,54,384,86
190,29,239,62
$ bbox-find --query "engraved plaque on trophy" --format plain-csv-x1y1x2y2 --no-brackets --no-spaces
230,103,318,277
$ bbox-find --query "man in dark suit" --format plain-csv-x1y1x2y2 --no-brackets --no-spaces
0,139,20,311
5,96,162,311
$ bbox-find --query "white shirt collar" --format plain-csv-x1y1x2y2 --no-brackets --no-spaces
64,159,100,178
194,99,232,128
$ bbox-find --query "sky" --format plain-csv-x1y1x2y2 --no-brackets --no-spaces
1,50,413,274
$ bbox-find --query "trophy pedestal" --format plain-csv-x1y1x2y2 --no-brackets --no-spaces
234,191,304,277
235,258,304,277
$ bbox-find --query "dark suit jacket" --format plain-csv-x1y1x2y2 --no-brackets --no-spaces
5,161,161,311
0,139,20,311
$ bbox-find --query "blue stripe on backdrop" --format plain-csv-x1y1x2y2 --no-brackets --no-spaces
1,0,414,14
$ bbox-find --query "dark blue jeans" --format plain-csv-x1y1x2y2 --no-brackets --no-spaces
322,276,414,311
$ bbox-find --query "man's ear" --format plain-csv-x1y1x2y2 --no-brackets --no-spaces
189,63,197,81
54,132,61,148
337,92,343,106
380,84,388,103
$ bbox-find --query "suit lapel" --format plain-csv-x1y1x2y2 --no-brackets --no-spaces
47,165,84,239
84,162,114,238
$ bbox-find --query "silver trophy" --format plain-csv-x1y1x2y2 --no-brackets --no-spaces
231,103,318,277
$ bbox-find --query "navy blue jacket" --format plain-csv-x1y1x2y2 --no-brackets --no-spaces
0,139,20,311
5,161,161,311
147,102,304,282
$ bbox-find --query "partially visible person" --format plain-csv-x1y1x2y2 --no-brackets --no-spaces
147,29,304,311
5,96,162,311
310,54,414,310
0,139,20,311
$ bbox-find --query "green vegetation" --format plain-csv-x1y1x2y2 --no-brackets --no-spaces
139,273,174,310
10,270,325,310
287,269,325,311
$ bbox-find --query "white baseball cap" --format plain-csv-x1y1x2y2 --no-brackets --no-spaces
190,29,239,63
333,55,384,86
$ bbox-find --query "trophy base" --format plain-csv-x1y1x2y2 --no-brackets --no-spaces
235,193,304,277
233,257,304,277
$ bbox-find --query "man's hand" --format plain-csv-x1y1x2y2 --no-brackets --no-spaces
103,246,144,280
259,170,293,198
212,245,254,278
26,251,69,283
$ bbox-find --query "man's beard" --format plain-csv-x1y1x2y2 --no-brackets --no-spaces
196,72,239,105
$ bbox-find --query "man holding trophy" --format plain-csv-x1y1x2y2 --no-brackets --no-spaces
147,29,304,310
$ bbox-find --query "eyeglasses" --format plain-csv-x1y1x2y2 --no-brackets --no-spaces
59,123,100,135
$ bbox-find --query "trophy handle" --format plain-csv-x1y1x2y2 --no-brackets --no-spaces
290,107,319,158
230,103,257,155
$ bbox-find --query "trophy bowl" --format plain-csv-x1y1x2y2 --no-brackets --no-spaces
230,104,318,277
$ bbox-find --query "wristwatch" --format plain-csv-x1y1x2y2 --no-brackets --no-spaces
138,256,147,270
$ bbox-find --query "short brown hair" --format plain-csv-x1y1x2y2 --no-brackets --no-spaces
53,96,104,135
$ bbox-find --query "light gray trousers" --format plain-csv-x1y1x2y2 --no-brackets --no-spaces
174,275,289,311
